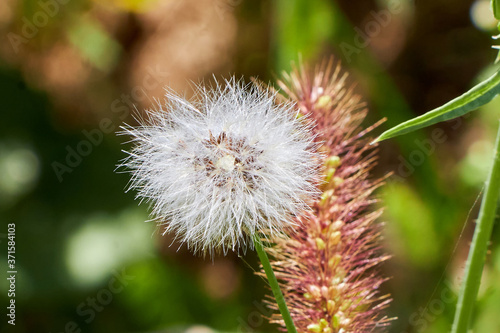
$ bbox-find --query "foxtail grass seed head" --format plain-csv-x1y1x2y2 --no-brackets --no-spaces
262,59,392,332
119,78,320,255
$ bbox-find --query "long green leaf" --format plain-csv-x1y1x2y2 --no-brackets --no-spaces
374,70,500,143
493,0,500,21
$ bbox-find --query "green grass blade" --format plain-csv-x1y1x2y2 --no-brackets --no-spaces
493,0,500,21
451,122,500,333
374,70,500,143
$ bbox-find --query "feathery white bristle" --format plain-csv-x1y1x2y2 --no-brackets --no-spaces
119,78,320,255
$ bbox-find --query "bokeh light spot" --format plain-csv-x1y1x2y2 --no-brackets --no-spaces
65,207,154,287
0,143,40,204
470,0,497,31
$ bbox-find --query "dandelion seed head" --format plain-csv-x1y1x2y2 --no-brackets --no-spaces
120,78,320,255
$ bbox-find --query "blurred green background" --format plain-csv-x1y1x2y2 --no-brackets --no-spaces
1,0,499,332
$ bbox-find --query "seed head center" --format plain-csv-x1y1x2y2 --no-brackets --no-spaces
216,154,236,172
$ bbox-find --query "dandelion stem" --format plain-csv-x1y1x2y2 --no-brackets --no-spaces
452,122,500,333
253,234,297,333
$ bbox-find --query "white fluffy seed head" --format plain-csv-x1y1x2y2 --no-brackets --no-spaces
119,78,320,255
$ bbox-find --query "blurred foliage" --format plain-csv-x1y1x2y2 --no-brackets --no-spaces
0,0,500,333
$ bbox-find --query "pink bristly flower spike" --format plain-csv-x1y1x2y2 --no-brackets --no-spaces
263,59,392,333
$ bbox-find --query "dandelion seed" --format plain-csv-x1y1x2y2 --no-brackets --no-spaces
119,78,320,255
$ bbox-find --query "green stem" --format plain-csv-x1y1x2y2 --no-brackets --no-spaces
253,234,297,333
452,122,500,333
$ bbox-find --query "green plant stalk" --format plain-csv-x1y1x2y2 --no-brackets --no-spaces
452,122,500,333
253,234,297,333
